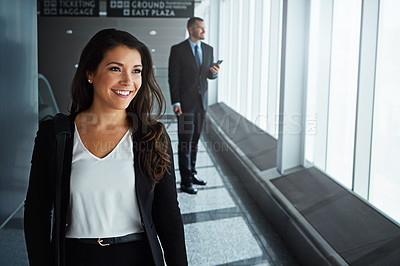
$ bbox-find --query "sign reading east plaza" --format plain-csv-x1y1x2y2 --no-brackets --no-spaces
107,1,194,18
40,0,99,16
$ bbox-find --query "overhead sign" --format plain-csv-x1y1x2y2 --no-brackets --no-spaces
107,1,194,18
40,0,100,17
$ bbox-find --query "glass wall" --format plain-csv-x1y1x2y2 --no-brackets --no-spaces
215,0,399,223
326,0,362,188
369,0,400,222
306,0,362,188
305,0,399,222
217,0,280,137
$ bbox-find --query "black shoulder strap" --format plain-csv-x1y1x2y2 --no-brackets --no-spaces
53,113,71,266
54,113,71,138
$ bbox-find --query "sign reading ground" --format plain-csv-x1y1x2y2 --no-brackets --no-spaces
40,0,99,17
107,1,194,17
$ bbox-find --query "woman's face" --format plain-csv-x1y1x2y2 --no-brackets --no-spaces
88,45,142,112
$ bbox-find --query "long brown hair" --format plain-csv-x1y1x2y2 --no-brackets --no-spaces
70,28,169,185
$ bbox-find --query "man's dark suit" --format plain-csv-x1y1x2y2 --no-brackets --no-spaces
168,39,216,186
24,115,187,266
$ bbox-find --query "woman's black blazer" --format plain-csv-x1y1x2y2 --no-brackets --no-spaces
24,115,188,266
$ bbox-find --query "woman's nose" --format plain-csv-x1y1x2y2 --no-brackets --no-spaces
120,73,133,86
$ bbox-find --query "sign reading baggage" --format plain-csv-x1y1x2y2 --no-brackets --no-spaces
40,0,100,17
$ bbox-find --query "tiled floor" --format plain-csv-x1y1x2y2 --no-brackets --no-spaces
164,118,298,266
0,206,28,266
0,118,298,266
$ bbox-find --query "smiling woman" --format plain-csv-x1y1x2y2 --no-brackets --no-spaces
87,46,143,113
24,29,188,266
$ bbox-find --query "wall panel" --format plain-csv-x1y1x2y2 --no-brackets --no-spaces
0,0,38,227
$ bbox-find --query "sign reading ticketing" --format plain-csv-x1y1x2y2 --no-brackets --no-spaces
40,0,99,17
107,0,194,18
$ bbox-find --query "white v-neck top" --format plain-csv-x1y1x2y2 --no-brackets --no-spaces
65,124,143,238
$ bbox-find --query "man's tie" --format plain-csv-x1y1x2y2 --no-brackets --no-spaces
194,44,201,71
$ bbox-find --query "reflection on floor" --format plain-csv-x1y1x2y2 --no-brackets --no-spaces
0,118,298,266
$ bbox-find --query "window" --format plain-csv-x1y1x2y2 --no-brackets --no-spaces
217,0,279,136
325,0,362,188
369,0,400,222
306,0,362,189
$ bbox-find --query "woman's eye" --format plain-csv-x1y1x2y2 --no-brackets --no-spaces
109,67,120,72
133,69,142,74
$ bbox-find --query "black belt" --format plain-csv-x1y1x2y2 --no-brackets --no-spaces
67,232,146,246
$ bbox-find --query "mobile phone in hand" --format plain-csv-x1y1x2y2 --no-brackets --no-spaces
212,60,223,67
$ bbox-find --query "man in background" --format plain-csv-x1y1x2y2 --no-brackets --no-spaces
168,17,221,194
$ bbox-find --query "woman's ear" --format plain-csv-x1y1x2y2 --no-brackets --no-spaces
86,72,94,83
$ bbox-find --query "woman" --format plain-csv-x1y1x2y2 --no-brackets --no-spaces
24,29,188,266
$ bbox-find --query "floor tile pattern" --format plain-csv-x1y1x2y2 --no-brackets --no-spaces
165,118,298,266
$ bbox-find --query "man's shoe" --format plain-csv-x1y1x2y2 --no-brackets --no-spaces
180,184,198,194
192,175,207,186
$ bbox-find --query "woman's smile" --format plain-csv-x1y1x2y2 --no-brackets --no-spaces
112,89,133,98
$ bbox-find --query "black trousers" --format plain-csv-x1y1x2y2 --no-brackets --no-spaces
65,238,154,266
177,96,206,186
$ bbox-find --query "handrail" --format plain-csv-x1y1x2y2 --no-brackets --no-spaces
38,73,60,113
